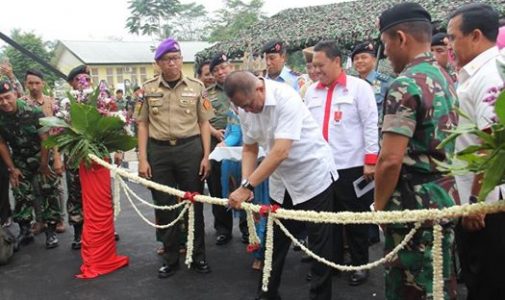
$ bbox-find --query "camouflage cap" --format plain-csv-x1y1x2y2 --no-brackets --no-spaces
0,81,13,95
351,42,376,61
262,40,285,54
155,37,181,60
67,64,90,82
431,32,447,47
378,2,431,33
209,52,228,72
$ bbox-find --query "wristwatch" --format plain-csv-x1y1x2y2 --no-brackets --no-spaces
241,179,254,191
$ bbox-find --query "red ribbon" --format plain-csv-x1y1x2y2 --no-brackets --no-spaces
247,243,261,253
258,204,281,217
183,192,200,203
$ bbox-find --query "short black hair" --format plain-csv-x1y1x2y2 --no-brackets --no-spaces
25,69,44,80
196,60,211,76
223,71,257,100
449,3,499,42
313,40,342,62
384,21,432,43
116,89,123,94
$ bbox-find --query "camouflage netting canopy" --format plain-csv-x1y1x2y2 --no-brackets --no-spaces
196,0,505,63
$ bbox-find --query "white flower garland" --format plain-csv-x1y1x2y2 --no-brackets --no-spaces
90,154,505,298
262,214,275,292
185,204,195,268
432,223,444,300
113,172,121,220
245,210,261,246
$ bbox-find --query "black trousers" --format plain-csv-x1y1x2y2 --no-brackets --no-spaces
258,182,335,300
456,211,505,300
0,159,11,223
148,137,206,266
334,166,371,265
208,137,248,237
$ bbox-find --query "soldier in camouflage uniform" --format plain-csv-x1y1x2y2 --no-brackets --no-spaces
374,3,459,299
431,32,458,85
0,81,61,249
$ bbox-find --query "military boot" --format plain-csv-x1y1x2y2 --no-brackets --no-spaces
71,224,82,250
16,221,34,248
45,223,59,249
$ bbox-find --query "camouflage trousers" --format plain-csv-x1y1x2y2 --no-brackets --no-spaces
65,166,83,225
12,156,61,224
384,226,457,300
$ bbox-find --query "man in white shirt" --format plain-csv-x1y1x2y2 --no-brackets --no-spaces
225,71,338,300
447,3,505,299
305,40,379,286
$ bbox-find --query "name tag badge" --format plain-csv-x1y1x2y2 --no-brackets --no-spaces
334,110,343,123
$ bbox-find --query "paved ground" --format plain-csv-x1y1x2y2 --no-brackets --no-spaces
0,160,467,299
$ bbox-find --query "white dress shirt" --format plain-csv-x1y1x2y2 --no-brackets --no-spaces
304,73,379,170
455,46,505,203
239,79,338,205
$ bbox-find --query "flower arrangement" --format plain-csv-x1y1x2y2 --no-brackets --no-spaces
438,51,505,201
40,75,136,168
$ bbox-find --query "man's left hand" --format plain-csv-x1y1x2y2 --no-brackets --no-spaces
199,157,210,180
229,187,253,209
363,164,375,181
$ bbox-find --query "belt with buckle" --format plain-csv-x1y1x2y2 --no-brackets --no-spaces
149,135,199,146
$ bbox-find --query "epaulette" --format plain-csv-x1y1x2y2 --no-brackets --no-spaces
376,72,392,83
142,76,159,87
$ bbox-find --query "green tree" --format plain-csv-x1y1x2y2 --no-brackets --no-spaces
125,0,209,41
207,0,266,42
1,29,58,87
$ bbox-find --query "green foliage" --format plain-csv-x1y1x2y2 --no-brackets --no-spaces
207,0,266,43
438,92,505,201
1,29,57,87
125,0,209,41
40,89,136,169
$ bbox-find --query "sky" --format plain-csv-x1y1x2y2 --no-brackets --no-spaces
0,0,345,43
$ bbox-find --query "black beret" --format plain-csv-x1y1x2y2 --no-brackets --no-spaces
67,64,90,82
0,81,13,94
379,2,431,33
209,53,229,72
262,40,285,54
351,42,376,61
431,32,447,46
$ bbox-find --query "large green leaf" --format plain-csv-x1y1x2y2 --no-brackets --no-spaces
39,116,70,128
495,91,505,125
479,149,505,200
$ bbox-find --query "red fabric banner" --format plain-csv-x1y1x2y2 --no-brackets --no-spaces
76,162,128,279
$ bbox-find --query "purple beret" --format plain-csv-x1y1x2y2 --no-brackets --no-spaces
155,38,181,61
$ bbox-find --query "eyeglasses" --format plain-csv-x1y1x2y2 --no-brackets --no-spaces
160,55,182,63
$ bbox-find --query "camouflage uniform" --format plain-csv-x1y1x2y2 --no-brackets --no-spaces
0,99,61,224
381,52,459,300
365,70,392,120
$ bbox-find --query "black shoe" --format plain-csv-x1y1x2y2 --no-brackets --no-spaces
349,270,369,286
16,221,34,247
190,260,211,273
216,234,231,245
158,263,179,278
45,223,59,249
71,224,82,250
241,234,249,244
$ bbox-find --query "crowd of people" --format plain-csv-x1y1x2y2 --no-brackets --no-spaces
1,1,505,300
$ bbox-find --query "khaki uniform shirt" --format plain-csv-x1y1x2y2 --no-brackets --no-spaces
23,95,54,117
138,74,214,140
